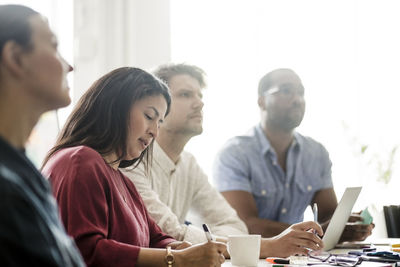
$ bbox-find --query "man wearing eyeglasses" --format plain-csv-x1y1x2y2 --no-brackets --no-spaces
213,68,373,242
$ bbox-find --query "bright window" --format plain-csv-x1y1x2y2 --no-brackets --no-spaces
170,0,400,222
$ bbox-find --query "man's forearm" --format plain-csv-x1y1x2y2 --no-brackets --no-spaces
245,217,290,237
320,219,331,232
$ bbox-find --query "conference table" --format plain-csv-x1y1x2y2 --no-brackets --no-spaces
222,238,400,267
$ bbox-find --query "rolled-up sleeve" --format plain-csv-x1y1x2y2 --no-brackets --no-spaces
319,144,333,189
123,154,248,244
213,141,252,193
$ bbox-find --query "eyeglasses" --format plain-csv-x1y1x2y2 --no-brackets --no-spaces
308,251,362,267
265,85,305,99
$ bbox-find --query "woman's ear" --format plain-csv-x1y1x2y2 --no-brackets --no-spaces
1,41,26,78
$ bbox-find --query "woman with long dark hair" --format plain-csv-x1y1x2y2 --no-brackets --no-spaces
42,67,226,267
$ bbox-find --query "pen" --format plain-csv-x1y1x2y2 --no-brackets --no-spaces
266,258,290,264
202,223,213,241
312,203,318,223
312,203,318,234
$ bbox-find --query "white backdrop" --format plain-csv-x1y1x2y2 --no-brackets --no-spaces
170,0,400,233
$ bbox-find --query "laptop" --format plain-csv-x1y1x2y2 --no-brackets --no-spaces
322,186,362,251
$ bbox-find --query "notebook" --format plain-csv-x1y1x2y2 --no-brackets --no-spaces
322,186,362,251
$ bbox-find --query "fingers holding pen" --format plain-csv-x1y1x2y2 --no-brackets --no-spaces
201,223,227,266
292,221,324,237
175,241,227,267
265,222,324,257
287,225,324,250
201,241,227,266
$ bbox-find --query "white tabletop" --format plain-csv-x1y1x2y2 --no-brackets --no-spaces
222,238,400,267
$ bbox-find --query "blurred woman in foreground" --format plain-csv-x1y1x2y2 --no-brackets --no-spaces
0,4,84,266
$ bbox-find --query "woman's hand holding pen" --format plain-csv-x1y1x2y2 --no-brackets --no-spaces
172,223,226,267
260,221,324,258
174,241,227,267
168,241,192,250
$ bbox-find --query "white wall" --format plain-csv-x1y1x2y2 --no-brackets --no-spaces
73,0,171,102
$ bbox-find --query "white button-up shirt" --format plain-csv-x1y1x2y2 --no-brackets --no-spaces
121,142,248,243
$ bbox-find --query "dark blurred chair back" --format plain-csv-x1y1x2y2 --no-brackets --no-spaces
383,205,400,237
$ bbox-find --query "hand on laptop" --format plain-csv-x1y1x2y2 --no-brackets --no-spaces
260,221,324,258
339,212,374,242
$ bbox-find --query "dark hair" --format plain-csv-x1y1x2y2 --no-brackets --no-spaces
153,63,207,88
0,5,38,60
258,68,297,96
43,67,171,169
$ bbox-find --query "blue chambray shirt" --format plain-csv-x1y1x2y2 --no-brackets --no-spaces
213,124,333,224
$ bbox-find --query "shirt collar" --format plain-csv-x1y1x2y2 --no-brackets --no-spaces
153,141,179,176
254,124,273,155
255,124,303,155
292,131,303,149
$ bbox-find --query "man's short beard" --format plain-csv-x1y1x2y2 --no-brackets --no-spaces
269,117,303,132
281,120,302,131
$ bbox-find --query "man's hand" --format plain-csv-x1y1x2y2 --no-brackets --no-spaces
339,213,374,242
260,221,324,258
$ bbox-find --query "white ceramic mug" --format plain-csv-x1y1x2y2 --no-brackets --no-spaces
228,234,261,266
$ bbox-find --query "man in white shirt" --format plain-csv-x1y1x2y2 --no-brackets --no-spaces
122,63,324,257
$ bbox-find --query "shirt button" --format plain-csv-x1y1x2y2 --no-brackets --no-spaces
307,185,312,191
285,183,289,188
261,190,267,195
281,208,287,214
